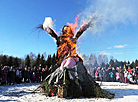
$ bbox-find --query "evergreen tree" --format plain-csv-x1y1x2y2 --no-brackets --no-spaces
7,56,13,67
109,59,114,67
0,55,3,65
20,58,25,67
124,61,127,66
15,57,21,67
97,55,108,67
82,54,89,65
25,55,31,67
39,54,45,68
29,52,36,67
34,53,41,67
52,53,56,65
94,60,99,67
128,61,130,65
106,63,109,68
46,55,52,68
89,54,93,66
98,55,103,66
93,55,97,67
101,62,106,67
1,55,7,66
135,59,138,68
119,61,124,68
114,59,119,67
131,61,135,68
103,55,108,65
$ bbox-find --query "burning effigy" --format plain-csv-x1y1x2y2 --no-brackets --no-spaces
36,15,114,98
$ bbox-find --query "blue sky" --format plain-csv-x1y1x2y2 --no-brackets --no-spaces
0,0,138,62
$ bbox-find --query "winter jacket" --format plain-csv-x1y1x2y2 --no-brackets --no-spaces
124,70,128,77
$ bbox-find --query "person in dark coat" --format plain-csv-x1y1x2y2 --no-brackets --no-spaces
0,66,2,84
1,66,8,85
112,67,116,82
28,67,32,83
9,67,15,85
106,68,110,82
32,68,36,83
135,67,138,84
119,66,124,83
36,69,40,82
24,68,29,83
19,68,22,83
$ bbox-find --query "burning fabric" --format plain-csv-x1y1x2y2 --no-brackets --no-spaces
38,16,90,63
36,16,114,98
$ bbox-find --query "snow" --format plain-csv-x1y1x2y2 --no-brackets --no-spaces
0,82,138,102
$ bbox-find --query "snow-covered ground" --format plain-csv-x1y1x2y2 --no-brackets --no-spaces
0,82,138,102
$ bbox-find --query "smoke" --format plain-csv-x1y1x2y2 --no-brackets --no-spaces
80,0,138,33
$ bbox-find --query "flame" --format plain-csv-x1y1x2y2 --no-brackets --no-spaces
57,14,86,61
82,20,87,25
57,34,77,59
57,14,84,61
67,14,80,33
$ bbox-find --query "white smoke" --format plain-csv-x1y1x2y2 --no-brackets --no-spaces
81,0,138,33
43,17,54,30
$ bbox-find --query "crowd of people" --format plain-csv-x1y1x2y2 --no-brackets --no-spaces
88,65,138,84
0,64,138,86
0,65,50,85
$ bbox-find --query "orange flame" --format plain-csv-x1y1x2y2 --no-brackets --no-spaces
57,14,83,61
67,14,80,33
82,20,87,25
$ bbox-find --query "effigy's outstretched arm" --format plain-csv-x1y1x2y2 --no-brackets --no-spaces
75,23,90,40
44,27,58,40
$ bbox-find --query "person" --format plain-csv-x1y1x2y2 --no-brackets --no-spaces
35,17,115,98
95,69,99,81
128,67,131,73
109,71,114,82
0,66,2,84
23,68,29,83
1,66,8,85
124,68,128,83
131,68,136,82
119,66,124,83
38,21,90,68
19,69,22,83
112,67,116,82
28,67,32,83
135,67,138,84
32,68,36,83
127,72,134,84
36,69,40,82
15,68,20,84
116,70,120,81
106,68,110,82
42,68,46,81
59,53,79,71
102,68,106,81
9,67,15,85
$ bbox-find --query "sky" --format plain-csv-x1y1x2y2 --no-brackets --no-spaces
0,0,138,62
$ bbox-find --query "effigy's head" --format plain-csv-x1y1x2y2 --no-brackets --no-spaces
62,25,74,36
